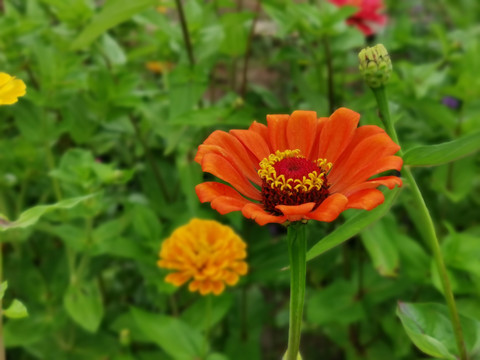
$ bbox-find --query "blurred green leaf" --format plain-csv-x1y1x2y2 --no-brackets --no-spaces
306,280,365,326
219,12,253,57
403,130,480,167
397,302,480,359
0,194,96,232
0,282,7,300
181,293,233,331
64,280,104,333
307,187,401,261
3,299,28,319
131,307,204,360
71,0,158,50
360,215,399,277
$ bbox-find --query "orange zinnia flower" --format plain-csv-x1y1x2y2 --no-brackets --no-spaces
195,108,402,226
157,218,248,295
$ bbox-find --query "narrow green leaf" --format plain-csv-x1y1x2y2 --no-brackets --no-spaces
70,0,158,50
0,194,96,232
131,307,203,359
306,187,401,262
403,130,480,167
3,299,28,319
64,280,104,333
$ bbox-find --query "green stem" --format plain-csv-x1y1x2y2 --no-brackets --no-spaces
372,86,468,360
202,295,212,358
0,241,4,360
174,0,195,67
285,222,307,360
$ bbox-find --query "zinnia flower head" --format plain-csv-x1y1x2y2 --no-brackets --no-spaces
157,218,248,296
0,72,26,105
329,0,387,36
195,108,402,226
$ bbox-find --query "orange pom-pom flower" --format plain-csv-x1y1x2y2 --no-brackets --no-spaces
195,108,402,226
157,219,248,296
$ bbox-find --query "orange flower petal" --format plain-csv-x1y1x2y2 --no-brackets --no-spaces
275,202,316,222
267,114,290,151
330,132,401,186
317,108,360,163
195,182,246,203
308,117,329,161
287,111,317,157
307,193,348,222
201,153,261,201
242,203,287,226
341,176,402,196
231,129,271,163
195,131,260,185
248,121,270,150
331,155,403,192
346,189,385,210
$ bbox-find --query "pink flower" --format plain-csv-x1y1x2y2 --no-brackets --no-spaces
329,0,387,36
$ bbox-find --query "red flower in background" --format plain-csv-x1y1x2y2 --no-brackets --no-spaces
329,0,387,36
195,108,402,226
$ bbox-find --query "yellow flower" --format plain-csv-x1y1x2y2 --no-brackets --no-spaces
157,218,248,296
145,61,173,74
0,73,26,105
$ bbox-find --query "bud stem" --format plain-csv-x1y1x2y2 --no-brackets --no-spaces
372,86,468,360
285,222,307,360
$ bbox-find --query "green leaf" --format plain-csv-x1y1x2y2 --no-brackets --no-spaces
219,12,253,57
131,307,203,360
0,194,97,232
181,293,233,331
64,280,104,333
306,280,365,326
403,130,480,167
3,299,28,319
0,282,7,300
71,0,158,50
396,302,480,359
360,215,399,277
306,187,401,262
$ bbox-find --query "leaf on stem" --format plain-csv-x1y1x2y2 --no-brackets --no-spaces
0,194,97,232
396,302,480,359
306,187,401,262
403,130,480,167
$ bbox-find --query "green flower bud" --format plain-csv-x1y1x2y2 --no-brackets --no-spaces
358,44,392,88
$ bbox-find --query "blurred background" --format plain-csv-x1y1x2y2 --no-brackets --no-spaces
0,0,479,359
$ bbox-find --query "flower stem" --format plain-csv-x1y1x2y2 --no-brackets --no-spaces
372,86,468,360
285,222,307,360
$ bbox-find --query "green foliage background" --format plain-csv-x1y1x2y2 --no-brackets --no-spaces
0,0,479,359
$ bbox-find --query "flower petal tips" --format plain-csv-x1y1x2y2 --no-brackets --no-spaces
157,219,248,296
195,108,402,226
329,0,388,36
0,73,26,105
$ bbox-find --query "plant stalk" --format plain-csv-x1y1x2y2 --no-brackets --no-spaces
174,0,195,67
372,86,468,360
0,241,4,360
285,222,307,360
